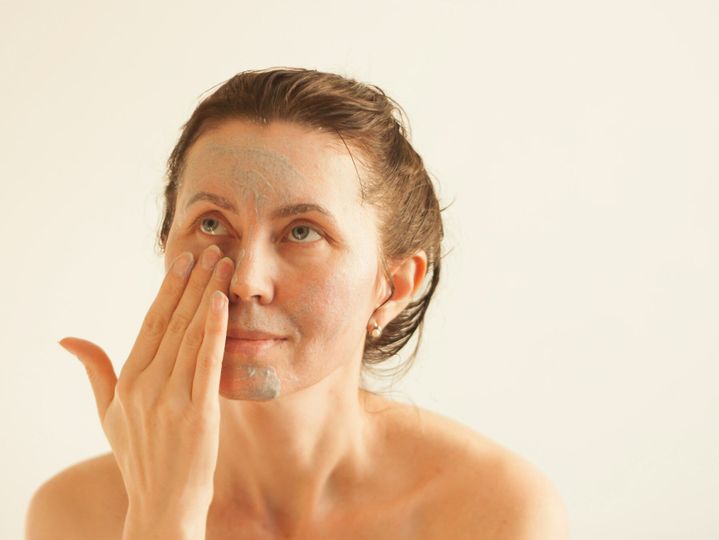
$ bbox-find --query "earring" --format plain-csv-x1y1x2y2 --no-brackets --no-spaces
369,320,382,338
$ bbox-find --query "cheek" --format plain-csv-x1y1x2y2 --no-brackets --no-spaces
285,263,366,336
163,229,195,272
163,227,215,273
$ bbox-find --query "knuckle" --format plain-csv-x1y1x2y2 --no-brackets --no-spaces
167,311,193,336
183,326,205,348
115,378,133,402
116,379,151,412
165,274,184,296
198,350,221,370
142,312,167,338
189,275,210,296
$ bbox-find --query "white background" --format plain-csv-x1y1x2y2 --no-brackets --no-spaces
1,1,717,538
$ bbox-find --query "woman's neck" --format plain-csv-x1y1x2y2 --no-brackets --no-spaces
210,364,379,535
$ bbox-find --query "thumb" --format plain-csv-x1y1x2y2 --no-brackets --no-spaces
58,337,117,421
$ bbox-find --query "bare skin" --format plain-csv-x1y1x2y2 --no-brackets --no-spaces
162,120,432,535
33,396,557,539
28,119,568,539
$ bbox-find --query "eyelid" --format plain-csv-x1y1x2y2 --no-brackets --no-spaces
195,212,326,242
194,213,230,236
284,222,324,243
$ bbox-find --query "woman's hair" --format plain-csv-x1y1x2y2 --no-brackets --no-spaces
156,67,447,385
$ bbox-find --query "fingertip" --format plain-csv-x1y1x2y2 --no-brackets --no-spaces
58,339,76,356
170,251,195,279
212,290,228,313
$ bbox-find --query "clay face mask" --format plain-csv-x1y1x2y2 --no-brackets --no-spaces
172,122,374,402
222,364,282,401
176,144,309,225
181,144,310,401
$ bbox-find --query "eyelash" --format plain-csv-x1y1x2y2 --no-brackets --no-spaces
194,214,324,244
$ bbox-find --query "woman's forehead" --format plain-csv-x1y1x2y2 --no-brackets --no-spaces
186,119,346,176
177,121,368,222
181,145,307,209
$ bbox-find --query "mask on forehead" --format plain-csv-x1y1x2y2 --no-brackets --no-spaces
178,142,311,223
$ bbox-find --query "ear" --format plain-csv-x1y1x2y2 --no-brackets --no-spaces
369,250,428,333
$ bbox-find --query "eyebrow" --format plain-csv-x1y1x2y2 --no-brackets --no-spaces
184,191,338,226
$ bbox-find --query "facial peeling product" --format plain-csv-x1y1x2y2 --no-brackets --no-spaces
224,364,282,400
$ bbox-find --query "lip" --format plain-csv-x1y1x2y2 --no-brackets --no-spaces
224,337,285,355
226,328,286,340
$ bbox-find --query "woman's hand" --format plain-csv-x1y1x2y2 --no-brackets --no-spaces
58,244,234,538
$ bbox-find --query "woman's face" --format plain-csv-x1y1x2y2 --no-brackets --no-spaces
164,119,388,400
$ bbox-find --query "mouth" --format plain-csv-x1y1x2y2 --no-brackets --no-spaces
224,337,286,355
226,328,286,340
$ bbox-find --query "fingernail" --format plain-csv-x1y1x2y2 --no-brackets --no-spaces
201,245,222,270
172,252,194,278
216,258,234,280
212,290,227,312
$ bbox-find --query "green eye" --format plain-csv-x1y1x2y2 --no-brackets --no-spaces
287,225,322,243
199,217,226,235
197,214,323,244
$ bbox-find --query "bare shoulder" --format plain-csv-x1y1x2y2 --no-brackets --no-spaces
424,408,568,539
25,453,126,540
384,402,569,540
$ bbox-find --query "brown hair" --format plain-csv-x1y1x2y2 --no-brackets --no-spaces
157,67,447,385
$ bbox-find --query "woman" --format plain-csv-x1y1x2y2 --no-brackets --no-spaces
27,68,568,539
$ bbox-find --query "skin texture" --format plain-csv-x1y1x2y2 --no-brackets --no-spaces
221,364,281,401
31,120,569,540
170,123,391,401
162,119,428,534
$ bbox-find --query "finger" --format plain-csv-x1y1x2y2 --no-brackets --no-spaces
170,257,234,396
58,337,117,421
191,290,228,407
120,250,196,380
143,245,223,385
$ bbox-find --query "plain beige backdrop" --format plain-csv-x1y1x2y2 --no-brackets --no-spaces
1,1,717,538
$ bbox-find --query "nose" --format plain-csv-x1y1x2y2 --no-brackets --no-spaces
227,244,275,305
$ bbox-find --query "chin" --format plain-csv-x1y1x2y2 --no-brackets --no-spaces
219,364,283,401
